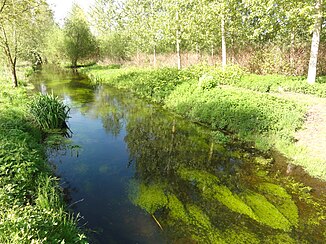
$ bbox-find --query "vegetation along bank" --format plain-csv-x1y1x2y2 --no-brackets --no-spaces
81,65,326,181
0,78,87,243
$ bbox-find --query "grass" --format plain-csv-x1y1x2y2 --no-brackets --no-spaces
0,79,87,243
81,64,326,181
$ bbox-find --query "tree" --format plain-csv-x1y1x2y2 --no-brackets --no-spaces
63,4,97,67
307,0,323,84
0,0,52,87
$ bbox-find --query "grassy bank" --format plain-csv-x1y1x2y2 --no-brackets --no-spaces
0,80,87,243
81,65,326,181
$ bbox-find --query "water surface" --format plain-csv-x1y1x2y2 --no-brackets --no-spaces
32,68,326,243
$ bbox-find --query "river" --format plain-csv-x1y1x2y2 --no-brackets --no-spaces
31,67,325,243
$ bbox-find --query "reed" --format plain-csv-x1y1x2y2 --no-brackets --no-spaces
29,93,70,132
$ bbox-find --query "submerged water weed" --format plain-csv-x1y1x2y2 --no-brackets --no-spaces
178,167,297,231
258,183,299,227
128,180,168,214
29,93,70,132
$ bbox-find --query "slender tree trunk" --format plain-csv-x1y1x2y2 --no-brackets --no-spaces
176,10,181,70
136,47,139,62
11,58,17,87
153,45,157,67
196,42,200,62
211,44,214,65
72,58,78,68
307,0,323,84
289,28,295,71
208,142,214,163
221,14,227,67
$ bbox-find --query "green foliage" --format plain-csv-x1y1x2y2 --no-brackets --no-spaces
240,74,326,97
63,4,97,67
29,93,70,132
165,82,305,146
83,67,186,103
0,81,87,243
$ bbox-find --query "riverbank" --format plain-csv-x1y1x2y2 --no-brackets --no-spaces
0,79,87,243
81,65,326,181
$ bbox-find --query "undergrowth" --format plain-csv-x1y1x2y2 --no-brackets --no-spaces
0,80,87,243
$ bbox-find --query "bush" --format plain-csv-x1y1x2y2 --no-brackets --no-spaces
186,65,246,89
83,67,187,103
29,93,70,132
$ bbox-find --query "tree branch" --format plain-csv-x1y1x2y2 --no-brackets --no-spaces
0,0,7,14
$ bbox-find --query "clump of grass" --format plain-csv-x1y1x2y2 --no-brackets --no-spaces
29,93,70,132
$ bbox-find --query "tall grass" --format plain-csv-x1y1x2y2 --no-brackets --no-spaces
29,93,70,132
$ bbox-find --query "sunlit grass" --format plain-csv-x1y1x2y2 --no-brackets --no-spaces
0,79,87,243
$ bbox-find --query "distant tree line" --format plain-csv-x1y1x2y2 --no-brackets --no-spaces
0,0,324,86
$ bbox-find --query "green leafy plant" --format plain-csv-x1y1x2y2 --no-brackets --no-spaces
29,93,70,132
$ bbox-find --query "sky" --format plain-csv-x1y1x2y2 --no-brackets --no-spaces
46,0,95,25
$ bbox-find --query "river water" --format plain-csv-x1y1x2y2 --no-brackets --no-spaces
32,68,325,243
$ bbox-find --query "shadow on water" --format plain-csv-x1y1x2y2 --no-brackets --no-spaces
31,67,326,243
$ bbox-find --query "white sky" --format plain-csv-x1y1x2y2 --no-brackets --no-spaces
46,0,95,25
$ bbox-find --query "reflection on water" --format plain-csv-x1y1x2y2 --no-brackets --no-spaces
32,67,326,243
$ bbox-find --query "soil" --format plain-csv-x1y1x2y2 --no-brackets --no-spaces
275,92,326,163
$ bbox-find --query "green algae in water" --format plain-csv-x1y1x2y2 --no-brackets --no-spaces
178,167,296,231
167,194,188,221
178,168,256,220
186,204,212,230
263,233,296,244
242,190,292,231
222,228,260,244
258,183,299,227
128,181,168,214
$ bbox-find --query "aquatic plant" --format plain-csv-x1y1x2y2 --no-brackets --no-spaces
178,168,256,220
178,167,297,231
242,191,292,231
258,183,299,227
29,93,70,132
128,180,168,214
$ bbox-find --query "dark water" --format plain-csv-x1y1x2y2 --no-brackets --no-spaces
32,68,325,243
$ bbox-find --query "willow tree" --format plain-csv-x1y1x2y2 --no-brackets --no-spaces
0,0,52,87
63,4,97,67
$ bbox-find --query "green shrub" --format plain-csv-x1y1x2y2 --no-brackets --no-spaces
186,64,246,89
84,67,186,103
29,93,70,132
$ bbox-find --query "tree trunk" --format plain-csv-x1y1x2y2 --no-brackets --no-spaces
72,58,78,68
208,142,214,163
289,28,295,71
11,57,18,87
196,42,200,62
221,14,227,68
307,0,323,84
211,44,214,65
176,10,181,70
153,45,157,67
